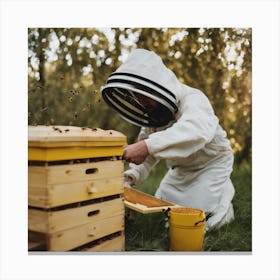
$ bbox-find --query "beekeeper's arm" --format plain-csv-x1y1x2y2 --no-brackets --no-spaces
124,127,159,187
145,94,219,159
124,93,219,167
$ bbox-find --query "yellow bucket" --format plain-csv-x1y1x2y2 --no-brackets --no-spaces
168,207,205,251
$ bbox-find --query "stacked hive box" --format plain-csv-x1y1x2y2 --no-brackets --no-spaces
28,125,127,252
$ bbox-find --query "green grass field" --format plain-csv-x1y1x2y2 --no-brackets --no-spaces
125,160,252,252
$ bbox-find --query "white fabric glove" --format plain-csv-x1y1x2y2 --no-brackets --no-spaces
124,171,137,187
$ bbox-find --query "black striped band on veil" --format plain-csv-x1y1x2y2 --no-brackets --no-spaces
101,72,178,127
107,72,178,112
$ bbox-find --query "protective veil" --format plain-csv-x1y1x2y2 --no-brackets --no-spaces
104,49,235,231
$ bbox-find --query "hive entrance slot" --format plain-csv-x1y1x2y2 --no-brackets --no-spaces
87,210,100,217
85,168,98,174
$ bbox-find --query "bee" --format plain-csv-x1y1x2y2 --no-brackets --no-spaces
69,97,73,102
40,107,48,112
81,127,87,130
64,129,70,132
91,128,97,131
109,131,113,135
52,126,62,133
74,112,78,119
60,75,64,81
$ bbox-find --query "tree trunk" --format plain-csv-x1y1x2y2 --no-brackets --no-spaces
37,29,47,124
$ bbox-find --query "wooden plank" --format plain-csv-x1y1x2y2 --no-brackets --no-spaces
28,160,123,185
28,177,124,208
29,209,49,232
124,187,174,207
28,231,125,252
28,167,47,187
28,125,126,144
28,197,124,233
28,146,124,161
28,186,49,207
124,200,175,214
48,214,124,251
124,187,176,214
29,141,126,148
81,234,125,252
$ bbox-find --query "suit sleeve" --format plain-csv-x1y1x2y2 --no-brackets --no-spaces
124,127,159,185
144,93,219,160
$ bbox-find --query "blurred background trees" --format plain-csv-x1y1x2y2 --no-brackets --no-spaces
28,28,251,163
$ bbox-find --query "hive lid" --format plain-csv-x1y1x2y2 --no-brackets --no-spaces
28,125,127,161
28,125,126,145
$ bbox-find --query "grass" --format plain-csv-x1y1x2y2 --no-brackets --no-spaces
125,160,252,252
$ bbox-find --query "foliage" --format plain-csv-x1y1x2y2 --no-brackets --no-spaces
125,160,252,251
28,27,252,161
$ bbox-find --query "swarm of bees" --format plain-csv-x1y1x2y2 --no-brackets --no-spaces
29,79,103,126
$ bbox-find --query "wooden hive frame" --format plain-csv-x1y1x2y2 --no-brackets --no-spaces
124,187,177,214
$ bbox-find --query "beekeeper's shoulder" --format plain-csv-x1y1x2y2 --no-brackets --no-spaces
181,84,210,107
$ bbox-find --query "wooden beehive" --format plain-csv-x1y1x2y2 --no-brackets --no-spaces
28,125,127,252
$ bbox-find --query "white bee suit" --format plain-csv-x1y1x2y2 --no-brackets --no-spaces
122,49,235,231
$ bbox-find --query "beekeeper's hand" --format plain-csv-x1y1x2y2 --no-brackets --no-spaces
124,172,136,187
123,140,148,165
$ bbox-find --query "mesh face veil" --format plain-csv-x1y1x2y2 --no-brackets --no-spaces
101,72,178,127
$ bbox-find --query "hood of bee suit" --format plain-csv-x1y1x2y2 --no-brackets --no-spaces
101,48,180,127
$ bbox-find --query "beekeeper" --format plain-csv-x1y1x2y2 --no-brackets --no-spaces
101,48,235,231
